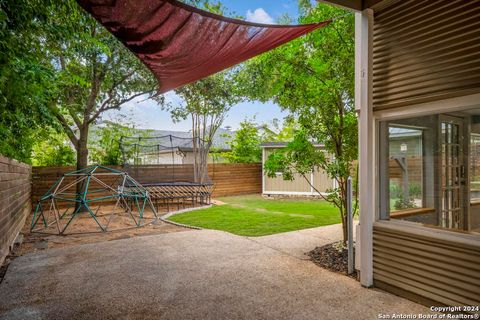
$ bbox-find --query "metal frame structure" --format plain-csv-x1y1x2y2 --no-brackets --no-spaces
31,165,158,235
120,135,214,212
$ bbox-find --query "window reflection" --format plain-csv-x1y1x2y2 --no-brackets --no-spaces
388,127,423,212
380,111,480,235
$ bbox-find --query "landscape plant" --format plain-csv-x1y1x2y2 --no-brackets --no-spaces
223,119,262,163
1,0,159,168
88,117,152,166
31,129,76,166
0,0,61,163
238,2,356,244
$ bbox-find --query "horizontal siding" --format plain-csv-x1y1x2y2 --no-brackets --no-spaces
263,147,333,195
264,170,333,194
372,0,480,110
0,155,31,264
265,173,312,193
373,221,480,307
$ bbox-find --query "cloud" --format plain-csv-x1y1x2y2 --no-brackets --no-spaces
246,8,275,24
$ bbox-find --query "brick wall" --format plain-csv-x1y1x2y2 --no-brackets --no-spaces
0,156,31,264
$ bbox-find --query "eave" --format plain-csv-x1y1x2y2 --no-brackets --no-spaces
318,0,389,11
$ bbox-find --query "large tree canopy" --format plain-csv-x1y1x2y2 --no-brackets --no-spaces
0,0,159,168
43,1,159,170
0,0,62,162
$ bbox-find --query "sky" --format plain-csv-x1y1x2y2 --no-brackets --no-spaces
104,0,302,132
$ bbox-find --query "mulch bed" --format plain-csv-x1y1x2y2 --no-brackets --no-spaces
308,242,357,279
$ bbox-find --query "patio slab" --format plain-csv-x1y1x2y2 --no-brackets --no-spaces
249,223,357,259
0,228,432,320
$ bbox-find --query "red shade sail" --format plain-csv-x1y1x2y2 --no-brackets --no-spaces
77,0,330,93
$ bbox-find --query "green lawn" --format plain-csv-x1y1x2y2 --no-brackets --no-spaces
168,194,341,236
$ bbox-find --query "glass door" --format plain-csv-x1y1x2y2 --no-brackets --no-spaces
440,116,465,229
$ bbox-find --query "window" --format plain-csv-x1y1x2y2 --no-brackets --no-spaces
379,111,480,234
470,133,480,203
388,126,424,212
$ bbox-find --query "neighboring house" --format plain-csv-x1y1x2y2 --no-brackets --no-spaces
325,0,480,308
261,142,335,197
89,124,234,165
148,127,234,152
152,146,229,165
134,128,233,165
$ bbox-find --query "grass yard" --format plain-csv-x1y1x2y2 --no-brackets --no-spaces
168,194,341,236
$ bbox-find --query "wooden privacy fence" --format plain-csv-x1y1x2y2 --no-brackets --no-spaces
32,163,262,204
0,156,31,263
389,157,422,185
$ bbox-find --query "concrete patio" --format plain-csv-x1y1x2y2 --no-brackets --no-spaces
250,223,355,259
0,226,433,320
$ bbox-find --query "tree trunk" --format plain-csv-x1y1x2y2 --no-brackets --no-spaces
341,212,348,245
341,184,349,245
76,125,89,171
75,125,89,211
76,144,89,171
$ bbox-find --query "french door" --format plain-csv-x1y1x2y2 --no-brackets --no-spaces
440,116,465,229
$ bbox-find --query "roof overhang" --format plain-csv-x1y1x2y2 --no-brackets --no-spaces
318,0,390,11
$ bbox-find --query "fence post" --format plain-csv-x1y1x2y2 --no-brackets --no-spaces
347,176,355,275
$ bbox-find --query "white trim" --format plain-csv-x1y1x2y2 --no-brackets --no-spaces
310,171,314,194
374,92,480,121
356,9,374,288
332,178,339,189
262,148,266,194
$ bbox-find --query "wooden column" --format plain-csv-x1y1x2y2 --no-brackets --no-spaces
355,8,374,287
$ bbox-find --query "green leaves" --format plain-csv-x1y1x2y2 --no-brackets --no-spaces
88,118,151,166
224,119,262,164
0,0,160,167
31,129,76,166
264,131,326,180
163,71,241,122
239,2,358,242
0,0,62,162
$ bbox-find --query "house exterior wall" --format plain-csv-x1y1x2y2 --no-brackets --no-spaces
372,0,480,111
262,147,334,196
356,0,480,306
373,221,480,307
183,152,219,164
156,153,185,165
138,151,220,165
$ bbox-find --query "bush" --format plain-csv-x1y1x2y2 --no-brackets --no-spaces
390,182,422,199
394,198,416,210
390,183,402,199
31,130,76,166
409,182,422,198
